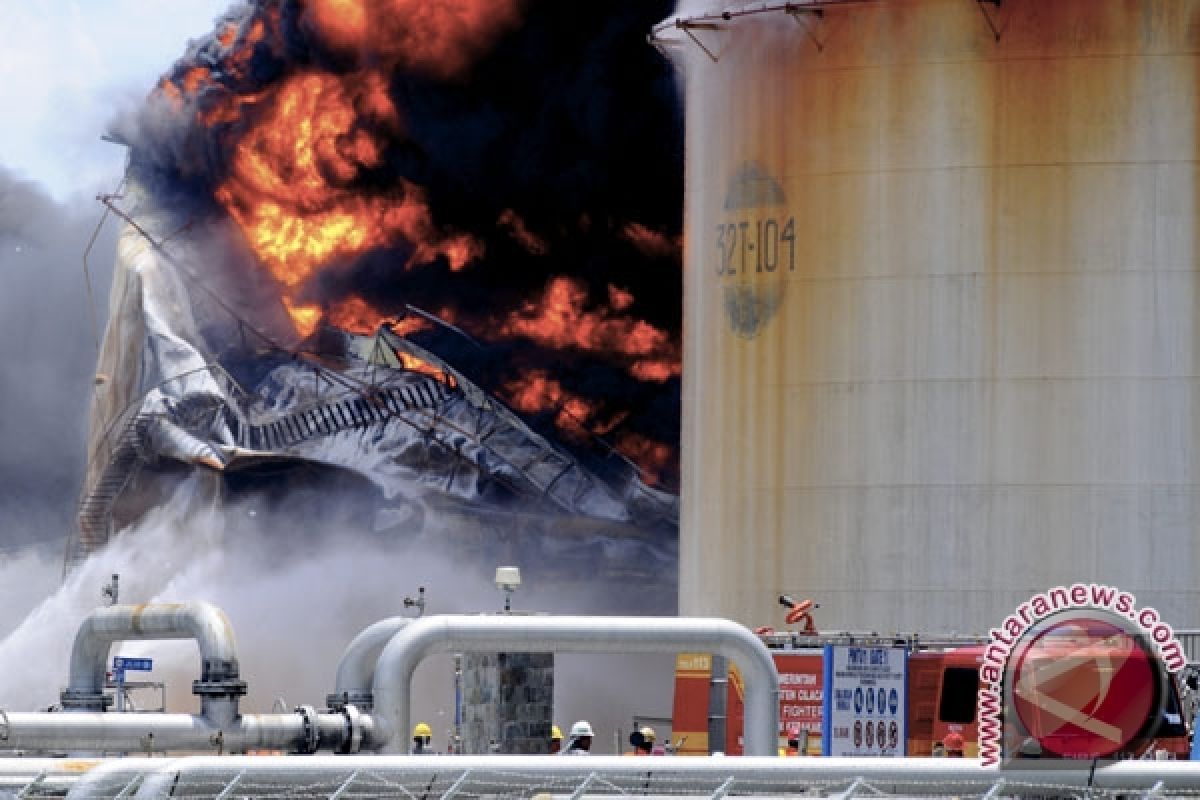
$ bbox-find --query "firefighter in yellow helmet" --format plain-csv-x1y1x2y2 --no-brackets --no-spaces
549,725,564,754
411,721,435,754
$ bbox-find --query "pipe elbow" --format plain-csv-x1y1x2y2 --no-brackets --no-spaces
176,602,241,682
62,603,245,713
330,617,410,712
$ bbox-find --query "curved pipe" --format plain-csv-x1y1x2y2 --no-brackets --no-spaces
61,603,244,718
327,617,410,711
0,709,379,754
371,615,780,756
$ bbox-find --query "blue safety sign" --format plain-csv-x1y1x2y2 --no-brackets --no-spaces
112,657,153,672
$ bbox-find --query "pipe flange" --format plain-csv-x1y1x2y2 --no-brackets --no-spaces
192,678,248,698
326,691,372,712
338,704,363,754
59,690,112,712
294,704,319,754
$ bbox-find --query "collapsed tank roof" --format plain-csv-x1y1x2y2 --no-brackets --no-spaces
72,183,677,583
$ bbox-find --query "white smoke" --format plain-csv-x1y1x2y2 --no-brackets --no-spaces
0,479,675,753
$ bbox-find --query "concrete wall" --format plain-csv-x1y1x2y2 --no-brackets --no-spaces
674,0,1200,632
461,652,554,754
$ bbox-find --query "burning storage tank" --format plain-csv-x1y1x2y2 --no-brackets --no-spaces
70,0,685,598
660,0,1200,632
73,183,678,593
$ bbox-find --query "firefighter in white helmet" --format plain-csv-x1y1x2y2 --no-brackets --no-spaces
559,720,594,754
411,721,435,754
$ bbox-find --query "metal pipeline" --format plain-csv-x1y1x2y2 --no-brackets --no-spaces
327,617,410,712
60,603,244,722
0,707,376,755
17,602,383,754
370,615,781,756
60,755,1200,799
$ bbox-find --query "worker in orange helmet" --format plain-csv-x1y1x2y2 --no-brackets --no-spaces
942,731,965,757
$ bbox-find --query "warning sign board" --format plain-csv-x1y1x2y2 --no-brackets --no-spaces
673,651,825,755
776,653,824,741
822,645,907,756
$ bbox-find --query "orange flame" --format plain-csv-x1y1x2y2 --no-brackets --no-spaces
308,0,367,46
222,18,268,84
151,1,681,487
327,295,380,335
161,16,269,123
181,66,210,95
156,78,183,110
397,350,456,387
387,315,433,338
217,23,239,49
615,432,673,486
284,297,322,339
306,0,523,80
622,222,680,259
160,13,270,113
326,297,435,339
211,70,481,332
498,209,547,255
629,360,678,383
504,371,676,483
500,277,680,382
608,284,634,312
504,371,597,441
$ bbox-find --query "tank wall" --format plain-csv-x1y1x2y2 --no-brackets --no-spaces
677,0,1200,632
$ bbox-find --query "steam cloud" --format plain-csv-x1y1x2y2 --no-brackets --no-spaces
0,477,675,752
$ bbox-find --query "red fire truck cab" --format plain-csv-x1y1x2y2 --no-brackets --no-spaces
671,632,1191,758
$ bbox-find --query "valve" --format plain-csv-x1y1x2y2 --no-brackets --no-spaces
778,595,818,634
403,587,426,616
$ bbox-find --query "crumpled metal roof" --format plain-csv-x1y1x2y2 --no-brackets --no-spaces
71,184,678,571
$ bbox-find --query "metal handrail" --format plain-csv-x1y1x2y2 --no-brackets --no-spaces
57,754,1200,799
650,0,879,39
85,362,249,475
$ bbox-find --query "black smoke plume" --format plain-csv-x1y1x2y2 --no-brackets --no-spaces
116,0,684,487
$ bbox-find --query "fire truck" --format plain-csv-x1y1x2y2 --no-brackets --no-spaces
671,604,1192,758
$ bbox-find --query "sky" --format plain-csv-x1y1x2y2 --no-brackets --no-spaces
0,1,232,552
0,0,233,202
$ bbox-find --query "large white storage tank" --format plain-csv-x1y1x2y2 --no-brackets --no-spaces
665,0,1200,633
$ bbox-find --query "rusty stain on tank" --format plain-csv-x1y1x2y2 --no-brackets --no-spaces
671,0,1200,632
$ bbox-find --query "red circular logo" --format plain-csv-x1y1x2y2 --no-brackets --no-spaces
1010,616,1161,759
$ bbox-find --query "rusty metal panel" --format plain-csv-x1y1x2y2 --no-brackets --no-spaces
672,0,1200,632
